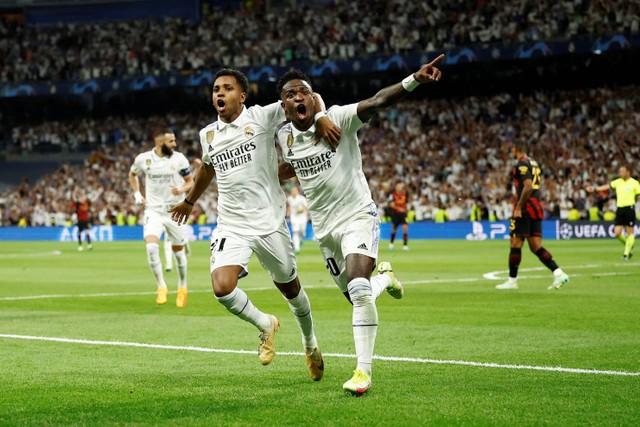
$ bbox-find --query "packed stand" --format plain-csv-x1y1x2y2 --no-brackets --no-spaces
2,0,639,84
1,85,639,227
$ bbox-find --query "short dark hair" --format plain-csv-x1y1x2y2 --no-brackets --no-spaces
214,68,249,94
276,68,313,96
152,127,174,140
513,139,529,153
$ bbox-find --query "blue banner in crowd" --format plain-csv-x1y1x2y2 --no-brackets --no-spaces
2,220,632,242
1,34,637,98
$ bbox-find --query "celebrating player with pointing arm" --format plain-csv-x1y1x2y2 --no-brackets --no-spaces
276,55,444,395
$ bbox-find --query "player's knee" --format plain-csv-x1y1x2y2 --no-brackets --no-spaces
275,277,301,299
212,270,238,297
146,243,160,264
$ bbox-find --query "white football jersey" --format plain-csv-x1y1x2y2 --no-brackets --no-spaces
130,150,191,211
287,194,308,224
200,103,286,235
276,103,374,238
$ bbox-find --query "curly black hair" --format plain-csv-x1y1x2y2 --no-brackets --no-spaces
276,68,313,96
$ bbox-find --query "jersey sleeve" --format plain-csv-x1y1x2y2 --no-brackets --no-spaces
516,160,533,181
130,154,144,175
178,153,191,177
250,102,285,129
199,127,213,165
327,103,364,135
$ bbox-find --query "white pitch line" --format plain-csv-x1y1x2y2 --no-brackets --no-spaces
2,262,638,301
0,250,62,259
1,334,638,377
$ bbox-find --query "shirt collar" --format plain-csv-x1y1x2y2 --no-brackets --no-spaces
217,106,248,131
291,122,315,139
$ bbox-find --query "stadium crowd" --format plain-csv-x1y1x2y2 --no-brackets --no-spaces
2,0,639,83
2,84,638,227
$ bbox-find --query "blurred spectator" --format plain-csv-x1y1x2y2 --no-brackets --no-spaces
2,84,639,226
1,0,638,84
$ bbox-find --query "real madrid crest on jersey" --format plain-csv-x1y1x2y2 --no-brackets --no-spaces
206,130,215,144
244,126,255,138
287,133,294,148
145,158,152,170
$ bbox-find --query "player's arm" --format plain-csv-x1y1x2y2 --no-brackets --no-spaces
171,171,195,196
128,171,145,205
586,184,611,193
279,162,296,181
514,178,533,219
169,162,215,225
312,93,341,149
356,54,444,123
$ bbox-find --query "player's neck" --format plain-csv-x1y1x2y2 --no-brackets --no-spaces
154,147,166,158
292,117,314,132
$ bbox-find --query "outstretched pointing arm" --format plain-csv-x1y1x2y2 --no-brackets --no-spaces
356,54,444,123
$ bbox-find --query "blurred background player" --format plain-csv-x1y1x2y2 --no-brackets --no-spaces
496,140,569,291
586,165,640,260
71,185,97,251
129,128,193,307
287,186,308,254
388,181,410,251
276,57,444,395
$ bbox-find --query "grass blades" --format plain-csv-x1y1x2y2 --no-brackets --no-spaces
1,239,639,426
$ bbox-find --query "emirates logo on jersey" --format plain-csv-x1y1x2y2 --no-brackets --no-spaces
244,126,255,138
206,130,215,143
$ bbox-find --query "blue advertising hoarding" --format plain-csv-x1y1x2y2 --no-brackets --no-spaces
1,220,630,242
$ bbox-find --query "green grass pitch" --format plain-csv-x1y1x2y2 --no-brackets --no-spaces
1,238,638,426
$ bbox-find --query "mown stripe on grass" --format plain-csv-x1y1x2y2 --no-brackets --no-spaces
1,333,638,377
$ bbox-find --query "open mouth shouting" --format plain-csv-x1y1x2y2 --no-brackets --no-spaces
296,104,308,120
216,99,226,113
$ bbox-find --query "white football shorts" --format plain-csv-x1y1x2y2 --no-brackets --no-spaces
209,220,297,283
143,208,187,246
317,202,380,292
290,216,307,235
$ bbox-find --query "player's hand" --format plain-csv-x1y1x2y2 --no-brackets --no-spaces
415,54,444,84
170,186,181,196
169,202,193,225
585,185,595,193
513,208,522,219
134,191,145,206
314,116,341,150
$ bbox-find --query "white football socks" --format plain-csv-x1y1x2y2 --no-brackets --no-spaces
146,243,167,288
292,232,301,252
216,287,272,332
370,274,391,300
285,287,317,349
174,249,187,289
348,277,378,377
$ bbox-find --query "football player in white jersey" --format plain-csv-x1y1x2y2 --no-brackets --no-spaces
287,186,309,253
276,55,444,395
129,129,193,308
169,69,340,380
